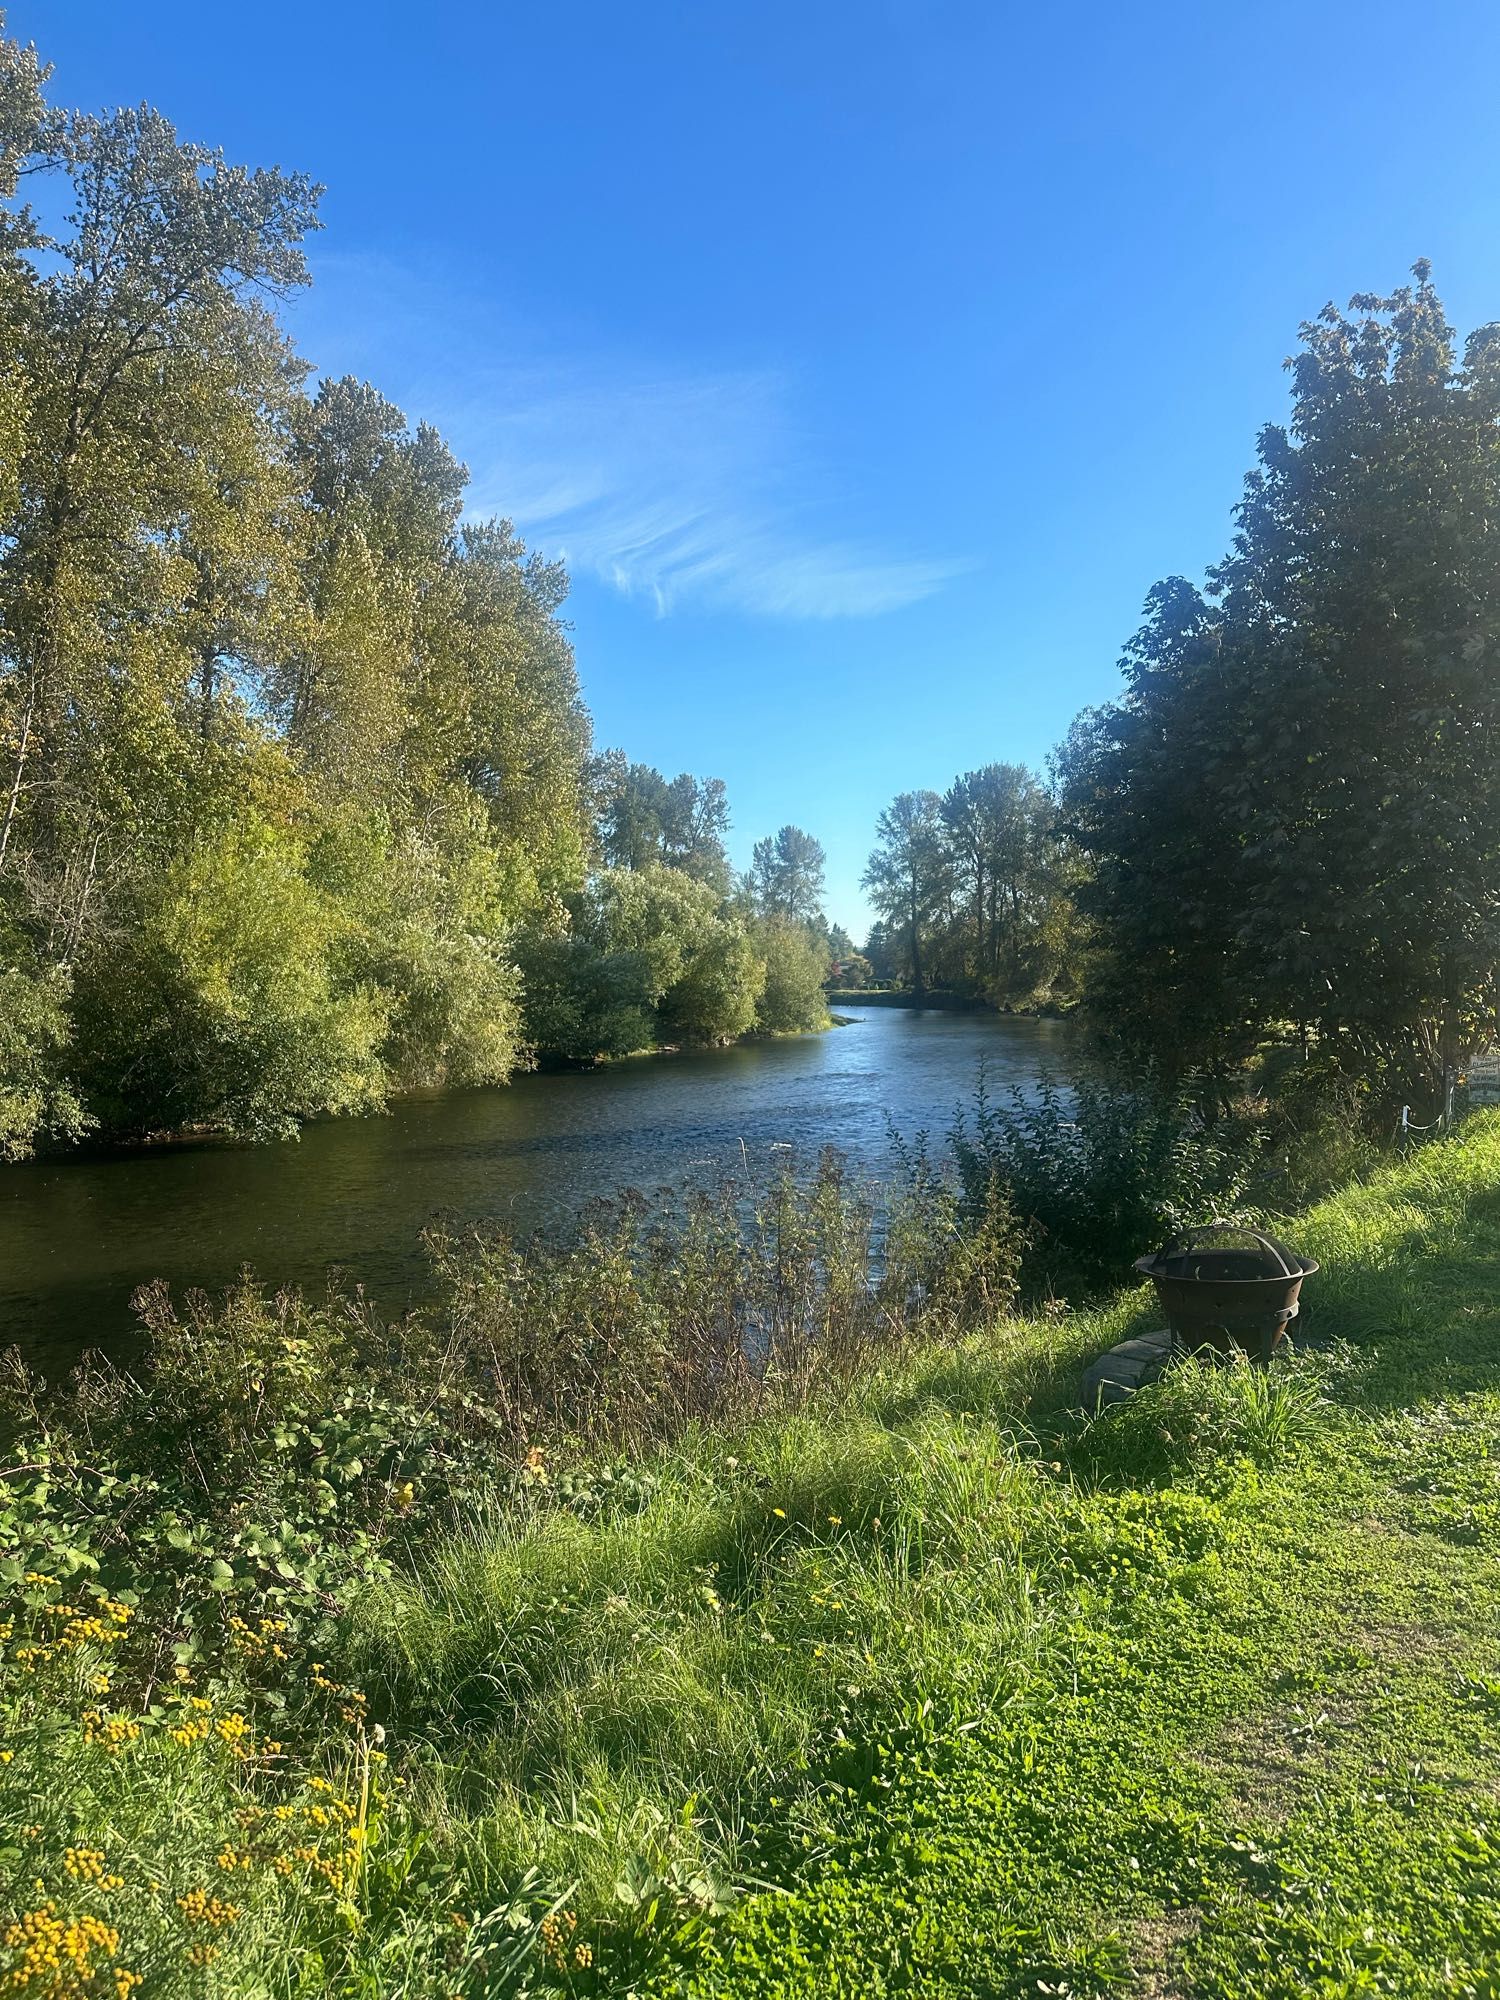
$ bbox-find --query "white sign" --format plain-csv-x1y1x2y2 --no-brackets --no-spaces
1467,1047,1500,1106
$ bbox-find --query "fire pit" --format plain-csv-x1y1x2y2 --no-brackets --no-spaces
1133,1222,1317,1365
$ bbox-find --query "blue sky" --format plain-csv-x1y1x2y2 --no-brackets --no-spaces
16,1,1500,932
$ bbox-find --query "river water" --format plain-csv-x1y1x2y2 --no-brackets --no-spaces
0,1006,1073,1375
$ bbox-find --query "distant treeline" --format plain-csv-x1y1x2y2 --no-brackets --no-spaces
828,989,989,1011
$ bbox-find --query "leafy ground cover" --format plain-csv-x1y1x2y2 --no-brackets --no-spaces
5,1125,1500,1994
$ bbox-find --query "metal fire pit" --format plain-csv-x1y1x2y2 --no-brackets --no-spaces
1133,1223,1318,1366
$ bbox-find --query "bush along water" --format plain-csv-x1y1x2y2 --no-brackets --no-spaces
943,1063,1267,1295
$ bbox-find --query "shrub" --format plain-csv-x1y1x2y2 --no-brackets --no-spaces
1258,1056,1382,1207
430,1153,1020,1447
0,1281,523,1687
947,1065,1266,1292
752,920,830,1034
70,817,390,1139
518,866,766,1060
0,954,91,1160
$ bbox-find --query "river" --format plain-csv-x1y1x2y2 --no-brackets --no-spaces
0,1006,1073,1376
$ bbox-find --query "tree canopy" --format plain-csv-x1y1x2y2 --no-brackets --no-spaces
861,774,1081,1007
748,824,827,928
0,19,833,1152
1062,264,1500,1100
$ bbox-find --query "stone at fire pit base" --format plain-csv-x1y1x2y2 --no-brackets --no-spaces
1082,1329,1173,1408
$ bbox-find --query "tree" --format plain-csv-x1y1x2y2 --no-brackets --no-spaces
1056,593,1264,1075
0,955,89,1159
518,866,763,1061
754,919,831,1033
593,756,732,891
1065,264,1500,1100
936,763,1078,1004
0,92,320,890
661,772,732,889
749,824,826,927
592,755,672,872
861,920,903,986
861,792,947,994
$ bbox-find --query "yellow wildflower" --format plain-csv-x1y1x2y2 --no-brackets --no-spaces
214,1712,251,1749
178,1886,241,1927
2,1904,122,1986
81,1712,140,1754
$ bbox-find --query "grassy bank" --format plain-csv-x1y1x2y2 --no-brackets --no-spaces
5,1125,1500,1994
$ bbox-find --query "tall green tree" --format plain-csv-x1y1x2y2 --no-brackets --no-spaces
936,763,1079,1002
748,824,826,928
1065,264,1500,1098
593,755,731,890
0,92,319,895
861,791,948,995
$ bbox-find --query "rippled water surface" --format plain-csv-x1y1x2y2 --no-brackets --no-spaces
0,1006,1074,1373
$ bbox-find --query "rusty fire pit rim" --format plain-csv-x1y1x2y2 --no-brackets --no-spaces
1132,1219,1319,1285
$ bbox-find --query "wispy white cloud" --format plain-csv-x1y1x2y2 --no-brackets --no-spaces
290,256,967,621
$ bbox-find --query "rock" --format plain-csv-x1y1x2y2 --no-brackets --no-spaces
1082,1329,1173,1408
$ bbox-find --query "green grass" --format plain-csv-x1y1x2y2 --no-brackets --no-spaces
647,1124,1500,1998
9,1119,1500,1993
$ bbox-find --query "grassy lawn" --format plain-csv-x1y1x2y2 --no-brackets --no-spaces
647,1129,1500,1998
6,1121,1500,1994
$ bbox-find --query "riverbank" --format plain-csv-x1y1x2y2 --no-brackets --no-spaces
5,1121,1500,1994
530,1013,836,1073
16,1020,844,1153
827,988,1077,1018
827,987,987,1010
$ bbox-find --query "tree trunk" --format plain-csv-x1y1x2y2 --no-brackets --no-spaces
0,686,34,873
1440,987,1462,1130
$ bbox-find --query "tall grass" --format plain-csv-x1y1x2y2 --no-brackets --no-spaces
345,1407,1057,1943
427,1152,1021,1446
